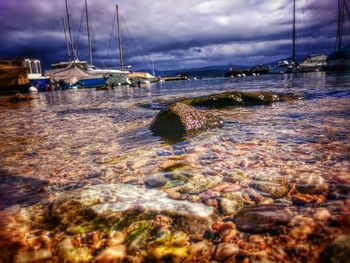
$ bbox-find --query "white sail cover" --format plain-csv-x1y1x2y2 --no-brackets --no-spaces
45,62,90,84
128,72,156,80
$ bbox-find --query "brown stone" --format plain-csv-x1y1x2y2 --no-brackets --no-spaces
150,102,223,139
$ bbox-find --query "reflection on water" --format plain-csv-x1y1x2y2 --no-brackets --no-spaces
1,72,348,186
0,72,349,261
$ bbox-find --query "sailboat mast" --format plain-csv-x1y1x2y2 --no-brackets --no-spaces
62,18,72,60
116,5,124,70
65,0,76,61
292,0,296,65
152,61,155,76
336,0,345,50
85,0,93,65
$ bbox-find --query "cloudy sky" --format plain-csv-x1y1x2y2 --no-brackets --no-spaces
0,0,346,71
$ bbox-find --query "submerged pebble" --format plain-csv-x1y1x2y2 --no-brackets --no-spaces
214,243,239,261
233,204,293,233
0,76,349,262
296,174,328,195
144,173,167,187
96,245,126,263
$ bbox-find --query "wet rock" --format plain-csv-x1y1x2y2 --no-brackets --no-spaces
144,173,167,187
57,238,92,262
178,91,301,108
161,162,189,172
259,197,275,205
199,190,220,200
103,168,114,179
293,193,326,204
340,212,350,230
327,184,350,200
275,198,292,205
180,176,211,194
52,184,216,235
314,208,331,221
219,198,242,215
223,171,249,183
96,245,126,263
8,93,34,103
212,182,230,192
214,243,239,261
148,231,189,262
320,235,350,263
222,184,241,193
290,224,313,240
325,200,345,214
205,199,218,207
250,181,290,198
219,192,244,215
13,249,52,263
165,189,182,200
86,171,103,179
150,102,223,139
127,221,153,254
108,231,126,246
296,175,328,195
212,222,237,242
189,241,214,262
233,204,293,233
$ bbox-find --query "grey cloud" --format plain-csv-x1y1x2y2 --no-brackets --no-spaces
0,0,344,70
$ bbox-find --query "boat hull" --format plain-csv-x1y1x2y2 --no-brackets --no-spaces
30,78,51,92
106,72,130,85
326,48,350,71
79,77,107,88
326,59,350,71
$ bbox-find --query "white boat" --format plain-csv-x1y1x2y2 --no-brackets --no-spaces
45,60,130,87
298,54,327,72
269,60,294,74
128,71,157,83
45,60,90,85
270,0,297,75
46,1,131,88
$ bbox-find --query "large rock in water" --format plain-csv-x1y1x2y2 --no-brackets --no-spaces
52,184,216,236
150,102,223,138
178,91,301,108
233,204,293,233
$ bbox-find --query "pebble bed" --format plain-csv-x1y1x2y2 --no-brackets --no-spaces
0,73,349,262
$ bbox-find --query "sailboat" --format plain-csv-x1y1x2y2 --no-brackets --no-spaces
46,0,130,88
80,3,131,87
326,0,350,71
269,0,297,74
45,0,97,87
298,54,327,72
109,5,157,86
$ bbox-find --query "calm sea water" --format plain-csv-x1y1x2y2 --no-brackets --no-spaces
0,71,349,262
0,72,349,208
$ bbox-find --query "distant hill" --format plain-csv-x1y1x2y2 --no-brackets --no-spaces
132,55,314,78
134,64,246,78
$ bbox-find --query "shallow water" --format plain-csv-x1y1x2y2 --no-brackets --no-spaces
0,72,349,262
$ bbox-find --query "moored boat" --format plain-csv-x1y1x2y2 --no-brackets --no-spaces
327,46,350,71
298,54,327,72
0,58,50,93
269,60,294,74
128,72,157,83
326,0,350,71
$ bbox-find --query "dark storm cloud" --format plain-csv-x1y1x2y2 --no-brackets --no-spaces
0,0,343,70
